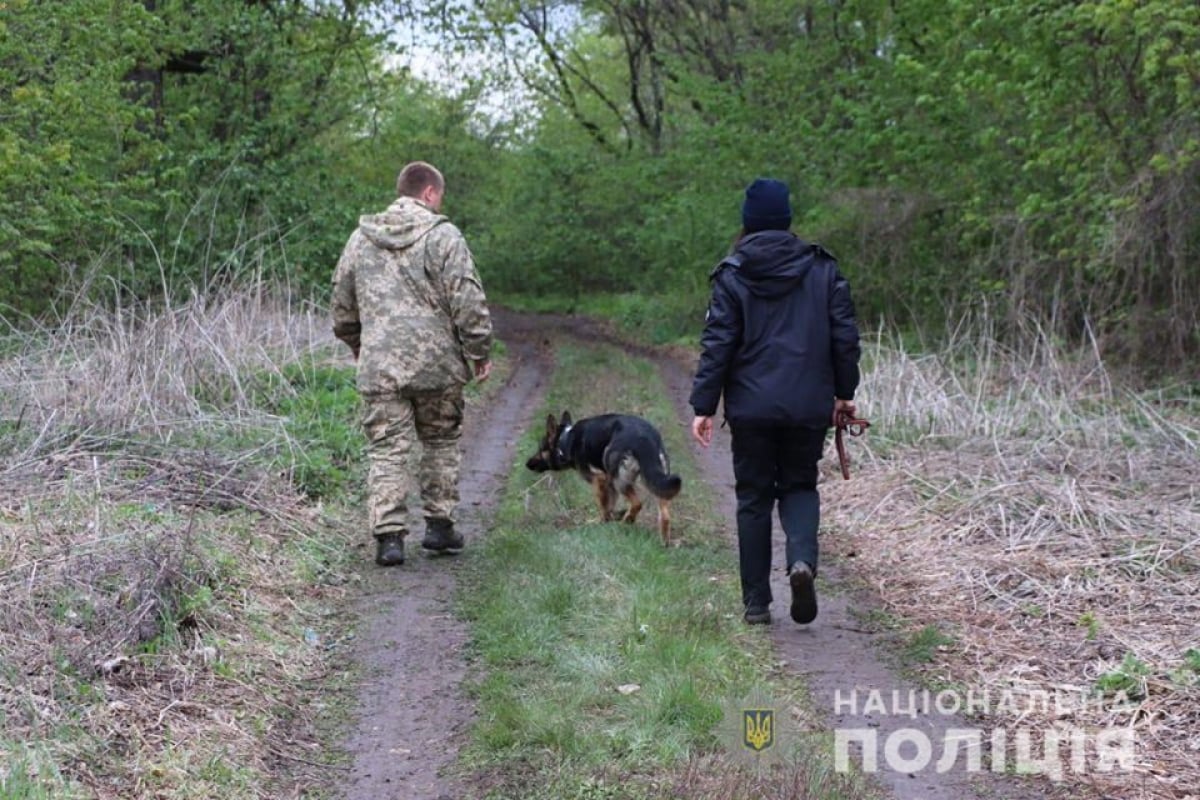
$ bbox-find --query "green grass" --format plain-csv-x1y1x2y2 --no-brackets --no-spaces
0,745,73,799
0,345,371,798
248,360,363,500
184,356,364,502
457,341,875,800
1094,653,1151,699
901,624,957,665
1170,648,1200,687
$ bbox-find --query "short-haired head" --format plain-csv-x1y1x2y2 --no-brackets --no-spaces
396,161,445,198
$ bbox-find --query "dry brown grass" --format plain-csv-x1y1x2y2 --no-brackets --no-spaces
0,288,358,798
0,286,329,431
824,321,1200,800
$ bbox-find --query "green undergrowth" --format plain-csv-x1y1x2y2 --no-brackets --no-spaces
456,342,876,800
493,292,705,347
251,361,363,499
180,358,364,502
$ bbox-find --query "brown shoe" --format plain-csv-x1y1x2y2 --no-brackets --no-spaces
375,533,405,566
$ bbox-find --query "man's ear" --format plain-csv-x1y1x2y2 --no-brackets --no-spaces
561,410,573,426
545,414,558,440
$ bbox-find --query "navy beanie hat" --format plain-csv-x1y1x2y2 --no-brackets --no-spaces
741,178,792,233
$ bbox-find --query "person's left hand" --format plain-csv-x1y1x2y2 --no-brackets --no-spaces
833,397,857,425
473,359,493,383
691,415,713,448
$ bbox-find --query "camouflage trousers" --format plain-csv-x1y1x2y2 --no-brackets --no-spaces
361,389,464,537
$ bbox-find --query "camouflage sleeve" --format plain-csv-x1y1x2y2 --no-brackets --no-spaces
330,231,361,356
432,224,493,362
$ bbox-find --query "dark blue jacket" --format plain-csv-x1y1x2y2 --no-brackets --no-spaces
689,231,861,428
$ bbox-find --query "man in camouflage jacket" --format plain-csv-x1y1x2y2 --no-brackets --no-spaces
331,161,493,567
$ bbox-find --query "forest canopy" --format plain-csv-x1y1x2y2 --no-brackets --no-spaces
2,0,1197,369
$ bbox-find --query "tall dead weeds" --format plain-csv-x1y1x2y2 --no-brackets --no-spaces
0,286,356,798
826,320,1199,799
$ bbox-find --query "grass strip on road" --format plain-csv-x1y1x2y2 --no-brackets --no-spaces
456,341,876,800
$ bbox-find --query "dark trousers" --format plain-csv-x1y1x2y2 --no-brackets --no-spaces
730,423,827,609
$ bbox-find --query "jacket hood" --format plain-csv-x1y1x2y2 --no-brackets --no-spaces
728,230,815,297
358,196,447,251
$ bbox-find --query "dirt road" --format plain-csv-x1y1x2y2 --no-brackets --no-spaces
335,310,1059,800
337,316,550,800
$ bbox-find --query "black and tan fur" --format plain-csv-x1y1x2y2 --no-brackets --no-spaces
525,411,683,546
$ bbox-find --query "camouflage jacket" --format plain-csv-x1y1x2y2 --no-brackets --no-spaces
331,197,493,395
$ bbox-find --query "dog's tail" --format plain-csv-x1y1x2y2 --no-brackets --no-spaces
633,439,682,500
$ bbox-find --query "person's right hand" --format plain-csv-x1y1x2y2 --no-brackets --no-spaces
833,398,857,425
691,415,714,448
473,359,493,383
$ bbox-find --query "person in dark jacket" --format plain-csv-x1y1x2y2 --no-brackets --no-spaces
690,178,861,626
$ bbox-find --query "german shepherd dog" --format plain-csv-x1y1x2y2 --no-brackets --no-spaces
525,411,683,546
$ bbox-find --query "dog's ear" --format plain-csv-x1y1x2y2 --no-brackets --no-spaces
560,410,573,426
545,413,558,441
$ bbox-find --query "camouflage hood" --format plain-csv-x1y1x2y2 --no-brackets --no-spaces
331,195,493,395
358,197,447,251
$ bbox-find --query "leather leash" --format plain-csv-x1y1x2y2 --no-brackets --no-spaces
835,411,871,480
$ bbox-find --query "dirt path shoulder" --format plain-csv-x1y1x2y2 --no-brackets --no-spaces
337,314,550,800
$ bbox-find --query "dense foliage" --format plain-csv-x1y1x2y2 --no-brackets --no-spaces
1,0,423,312
2,1,1197,368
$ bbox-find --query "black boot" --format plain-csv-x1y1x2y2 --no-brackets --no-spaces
743,605,772,625
789,562,818,624
421,518,464,554
374,532,405,566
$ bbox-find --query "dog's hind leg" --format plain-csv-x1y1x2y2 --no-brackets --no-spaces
593,474,617,522
656,499,672,547
621,485,643,524
611,455,642,524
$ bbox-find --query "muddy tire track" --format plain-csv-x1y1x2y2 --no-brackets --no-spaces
338,311,549,800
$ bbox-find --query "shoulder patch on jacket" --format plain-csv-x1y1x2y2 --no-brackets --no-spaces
708,254,741,280
811,242,837,261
